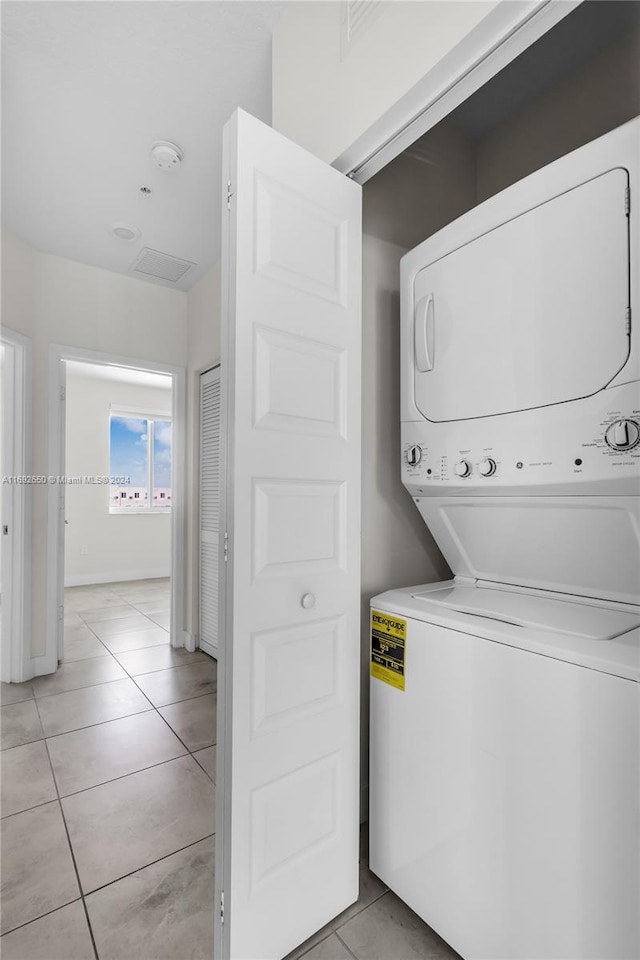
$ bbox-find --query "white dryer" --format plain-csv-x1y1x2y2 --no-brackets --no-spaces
370,118,640,960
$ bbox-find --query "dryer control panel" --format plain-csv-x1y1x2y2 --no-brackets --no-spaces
402,384,640,497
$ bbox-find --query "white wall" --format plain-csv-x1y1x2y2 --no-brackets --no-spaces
1,231,188,662
64,373,172,585
359,233,451,817
1,231,35,339
363,120,476,250
185,262,221,642
272,0,497,163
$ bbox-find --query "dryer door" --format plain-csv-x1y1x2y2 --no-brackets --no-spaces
413,168,630,422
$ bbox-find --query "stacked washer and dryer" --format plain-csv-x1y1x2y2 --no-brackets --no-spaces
370,118,640,959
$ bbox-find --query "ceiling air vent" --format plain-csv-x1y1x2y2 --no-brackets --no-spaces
129,247,195,284
341,1,382,59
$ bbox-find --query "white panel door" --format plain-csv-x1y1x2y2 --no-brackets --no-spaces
199,365,221,658
217,109,362,960
413,169,630,421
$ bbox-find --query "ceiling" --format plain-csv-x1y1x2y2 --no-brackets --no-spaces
1,1,287,291
66,360,172,390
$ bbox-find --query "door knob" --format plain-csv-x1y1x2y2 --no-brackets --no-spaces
301,593,316,610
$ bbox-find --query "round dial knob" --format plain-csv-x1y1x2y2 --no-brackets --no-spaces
605,419,640,451
478,457,497,477
454,459,472,478
406,445,422,467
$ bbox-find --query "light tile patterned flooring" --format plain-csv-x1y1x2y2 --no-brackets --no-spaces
1,579,216,960
1,578,460,960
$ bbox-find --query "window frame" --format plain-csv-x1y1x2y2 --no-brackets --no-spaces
109,406,173,515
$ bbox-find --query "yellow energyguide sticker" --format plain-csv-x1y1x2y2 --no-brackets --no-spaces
371,609,407,691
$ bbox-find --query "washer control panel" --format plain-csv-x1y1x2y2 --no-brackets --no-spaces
454,459,472,478
405,444,422,466
402,386,640,495
478,457,497,477
605,418,640,451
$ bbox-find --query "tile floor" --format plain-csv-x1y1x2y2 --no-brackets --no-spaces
1,578,460,960
284,830,461,960
1,578,216,960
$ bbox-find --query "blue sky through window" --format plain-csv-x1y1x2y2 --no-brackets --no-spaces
110,417,148,486
110,415,172,509
153,420,172,489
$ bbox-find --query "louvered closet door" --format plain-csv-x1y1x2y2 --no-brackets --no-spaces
199,366,221,658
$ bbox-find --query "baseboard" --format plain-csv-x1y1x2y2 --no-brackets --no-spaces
64,568,170,587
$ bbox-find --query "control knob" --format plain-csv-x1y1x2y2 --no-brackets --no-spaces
406,445,422,466
454,460,472,478
478,457,497,477
605,419,640,451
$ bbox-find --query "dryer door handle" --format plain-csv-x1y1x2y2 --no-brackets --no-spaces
415,294,434,372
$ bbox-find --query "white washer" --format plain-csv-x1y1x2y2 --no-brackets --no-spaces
370,118,640,960
370,583,640,960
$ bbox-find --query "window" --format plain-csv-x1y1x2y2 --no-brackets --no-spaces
109,414,172,512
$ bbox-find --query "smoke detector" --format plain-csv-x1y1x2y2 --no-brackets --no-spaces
110,221,140,241
150,141,183,171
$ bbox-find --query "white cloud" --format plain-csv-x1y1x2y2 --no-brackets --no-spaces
118,417,147,435
154,422,172,448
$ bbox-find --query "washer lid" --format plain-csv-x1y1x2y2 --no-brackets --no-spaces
411,582,640,641
371,582,640,681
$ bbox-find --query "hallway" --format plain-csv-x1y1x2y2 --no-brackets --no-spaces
0,579,216,958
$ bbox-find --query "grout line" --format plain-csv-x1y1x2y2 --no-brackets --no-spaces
0,897,85,942
47,752,192,803
89,630,168,649
59,652,112,664
34,675,139,704
334,886,389,931
152,707,210,758
110,654,208,677
80,897,101,960
32,672,138,700
292,928,336,959
0,693,35,707
36,703,100,960
192,749,216,783
76,605,139,623
0,796,61,821
125,659,214,680
37,707,155,740
1,733,45,753
82,832,216,899
63,618,111,650
334,929,360,960
138,689,216,709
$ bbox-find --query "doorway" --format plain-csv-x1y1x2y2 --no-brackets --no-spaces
61,360,174,663
44,345,188,676
0,328,32,683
